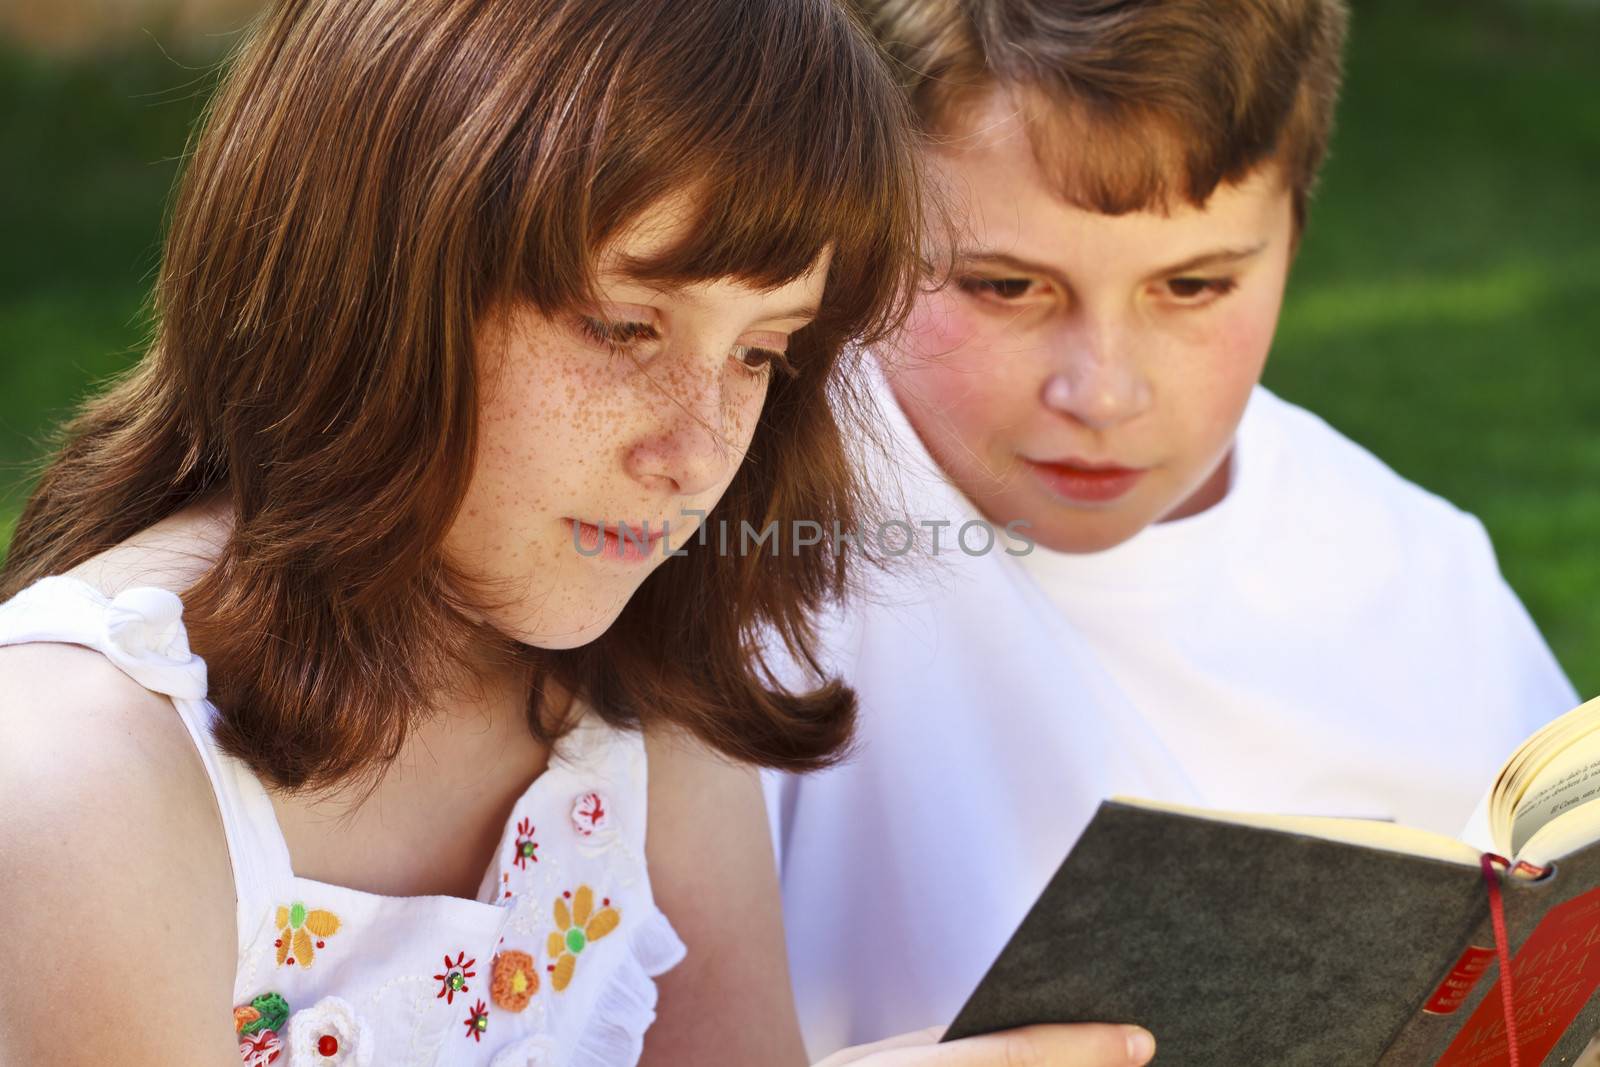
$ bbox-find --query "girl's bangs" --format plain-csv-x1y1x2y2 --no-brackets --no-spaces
512,0,919,350
618,138,911,345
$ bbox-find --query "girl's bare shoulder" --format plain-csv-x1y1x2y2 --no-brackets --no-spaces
0,637,240,1062
0,500,235,886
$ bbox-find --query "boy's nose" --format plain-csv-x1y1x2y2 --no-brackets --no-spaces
1039,334,1152,430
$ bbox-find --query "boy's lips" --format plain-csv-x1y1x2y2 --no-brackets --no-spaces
1022,457,1148,504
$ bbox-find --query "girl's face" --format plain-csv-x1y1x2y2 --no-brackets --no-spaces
447,196,828,649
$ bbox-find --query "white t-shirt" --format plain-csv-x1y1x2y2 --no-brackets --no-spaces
767,377,1580,1059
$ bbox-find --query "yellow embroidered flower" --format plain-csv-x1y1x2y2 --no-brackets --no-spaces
545,886,620,992
274,901,342,968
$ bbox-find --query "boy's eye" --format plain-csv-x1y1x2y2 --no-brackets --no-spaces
1164,277,1238,302
957,276,1037,301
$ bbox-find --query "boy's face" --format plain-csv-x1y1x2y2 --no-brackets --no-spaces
886,89,1295,553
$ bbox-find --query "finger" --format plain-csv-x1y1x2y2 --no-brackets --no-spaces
815,1027,947,1065
849,1023,1156,1067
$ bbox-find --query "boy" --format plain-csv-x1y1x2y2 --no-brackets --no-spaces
768,0,1580,1057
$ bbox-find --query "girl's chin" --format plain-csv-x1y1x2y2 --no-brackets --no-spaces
508,603,629,651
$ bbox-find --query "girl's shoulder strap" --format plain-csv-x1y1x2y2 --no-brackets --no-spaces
0,574,209,699
0,574,293,950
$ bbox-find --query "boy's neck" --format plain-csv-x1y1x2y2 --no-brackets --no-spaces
1161,446,1236,523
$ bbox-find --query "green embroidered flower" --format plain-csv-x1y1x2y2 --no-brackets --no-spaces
234,991,289,1035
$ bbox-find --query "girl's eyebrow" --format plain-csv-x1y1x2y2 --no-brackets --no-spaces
759,301,821,323
637,284,821,324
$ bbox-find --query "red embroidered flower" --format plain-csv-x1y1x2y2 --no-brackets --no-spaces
570,791,609,836
434,951,477,1004
512,817,540,869
463,999,489,1042
238,1028,283,1066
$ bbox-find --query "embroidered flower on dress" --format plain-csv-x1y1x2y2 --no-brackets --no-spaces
284,995,373,1066
570,792,609,836
545,885,620,992
489,1035,560,1067
239,1028,284,1067
274,902,342,968
434,951,477,1004
236,992,291,1035
490,949,540,1012
463,999,490,1043
512,817,540,869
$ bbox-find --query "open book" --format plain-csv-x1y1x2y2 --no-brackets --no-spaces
944,694,1600,1067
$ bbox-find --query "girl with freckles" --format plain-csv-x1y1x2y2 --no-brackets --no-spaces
0,0,1148,1064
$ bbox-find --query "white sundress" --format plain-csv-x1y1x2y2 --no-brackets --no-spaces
0,574,686,1067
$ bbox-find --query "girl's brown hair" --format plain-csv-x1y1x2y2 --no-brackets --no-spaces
857,0,1348,229
1,0,923,791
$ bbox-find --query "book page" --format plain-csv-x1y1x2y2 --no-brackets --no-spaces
1518,804,1600,868
1110,796,1481,867
1509,727,1600,856
1488,694,1600,855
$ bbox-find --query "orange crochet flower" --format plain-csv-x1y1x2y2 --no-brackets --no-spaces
274,901,342,968
490,950,540,1012
545,886,620,992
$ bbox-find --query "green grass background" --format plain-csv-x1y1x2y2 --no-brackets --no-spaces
2,0,1597,693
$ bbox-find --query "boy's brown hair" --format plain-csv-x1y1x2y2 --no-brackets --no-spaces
1,0,923,793
858,0,1349,228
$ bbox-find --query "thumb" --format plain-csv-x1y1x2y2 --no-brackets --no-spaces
816,1027,948,1065
820,1023,1156,1067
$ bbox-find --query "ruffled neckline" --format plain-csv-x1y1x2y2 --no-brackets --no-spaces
30,572,628,916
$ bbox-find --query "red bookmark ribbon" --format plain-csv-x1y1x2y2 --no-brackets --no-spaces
1432,854,1600,1067
1480,853,1522,1067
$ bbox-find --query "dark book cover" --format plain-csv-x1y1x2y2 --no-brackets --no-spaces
943,801,1600,1065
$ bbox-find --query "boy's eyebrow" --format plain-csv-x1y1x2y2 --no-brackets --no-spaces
956,242,1269,281
1150,241,1269,277
955,250,1065,284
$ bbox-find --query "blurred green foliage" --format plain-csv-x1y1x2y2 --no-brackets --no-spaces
1,0,1596,691
1266,0,1600,694
0,36,220,536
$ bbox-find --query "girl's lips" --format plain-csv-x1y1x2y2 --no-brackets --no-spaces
566,519,666,563
1023,458,1148,504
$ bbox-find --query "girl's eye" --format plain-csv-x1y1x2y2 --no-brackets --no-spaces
581,313,794,379
577,315,659,349
731,344,796,379
957,276,1037,301
1164,277,1238,303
